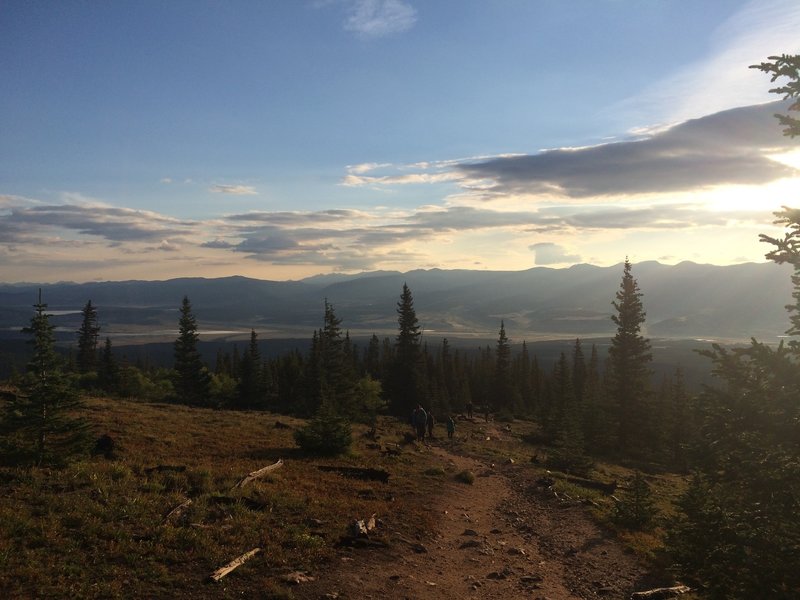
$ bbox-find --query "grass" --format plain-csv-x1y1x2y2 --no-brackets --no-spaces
0,396,441,599
0,399,691,597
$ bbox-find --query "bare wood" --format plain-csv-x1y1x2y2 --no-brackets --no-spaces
208,547,262,582
631,585,691,599
162,498,192,525
232,459,284,489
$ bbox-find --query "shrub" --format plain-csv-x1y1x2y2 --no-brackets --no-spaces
293,403,352,456
455,470,475,485
612,471,656,530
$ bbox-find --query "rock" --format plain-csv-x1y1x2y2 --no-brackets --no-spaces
283,571,315,584
462,528,479,536
459,540,482,549
508,547,526,556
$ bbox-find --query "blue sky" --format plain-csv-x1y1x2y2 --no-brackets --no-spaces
1,0,799,283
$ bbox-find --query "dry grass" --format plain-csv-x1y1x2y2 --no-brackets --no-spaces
0,396,441,599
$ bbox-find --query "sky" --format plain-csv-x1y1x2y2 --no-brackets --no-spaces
1,0,799,283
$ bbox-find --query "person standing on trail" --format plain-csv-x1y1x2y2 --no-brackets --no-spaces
413,404,427,441
426,410,435,439
446,415,455,440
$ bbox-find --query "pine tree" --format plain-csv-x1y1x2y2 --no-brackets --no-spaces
1,292,90,466
76,300,100,374
236,329,263,409
97,337,120,393
666,56,800,599
389,283,423,415
493,320,514,415
608,258,652,456
172,296,211,406
319,300,357,417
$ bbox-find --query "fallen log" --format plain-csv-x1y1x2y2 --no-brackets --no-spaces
631,584,692,599
317,465,389,483
208,547,261,582
231,459,284,489
162,498,193,525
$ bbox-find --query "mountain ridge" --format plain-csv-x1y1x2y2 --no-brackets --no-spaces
0,261,792,343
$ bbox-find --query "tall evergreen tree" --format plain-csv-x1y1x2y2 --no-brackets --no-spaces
493,321,514,414
172,295,211,406
236,329,264,409
389,283,423,415
1,292,90,466
318,299,357,417
668,56,800,598
608,258,652,455
76,300,100,374
97,337,120,393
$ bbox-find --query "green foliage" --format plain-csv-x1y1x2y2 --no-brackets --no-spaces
172,296,211,406
612,471,656,531
389,283,423,416
608,258,653,456
76,300,100,375
293,403,352,456
750,54,800,137
0,294,91,467
455,469,475,484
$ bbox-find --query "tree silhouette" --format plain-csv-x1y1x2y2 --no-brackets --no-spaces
172,296,210,406
608,258,652,455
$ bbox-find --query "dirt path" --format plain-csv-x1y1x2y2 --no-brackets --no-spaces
298,428,656,599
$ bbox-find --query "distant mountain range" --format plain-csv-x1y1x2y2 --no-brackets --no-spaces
0,261,794,345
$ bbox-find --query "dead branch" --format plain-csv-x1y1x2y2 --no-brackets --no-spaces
208,547,262,582
231,459,284,489
631,584,692,599
162,498,192,525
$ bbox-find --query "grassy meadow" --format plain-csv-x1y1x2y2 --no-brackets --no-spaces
0,395,686,599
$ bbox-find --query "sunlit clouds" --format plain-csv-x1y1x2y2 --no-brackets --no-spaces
2,1,799,283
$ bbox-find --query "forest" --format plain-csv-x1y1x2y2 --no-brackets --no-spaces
1,54,799,600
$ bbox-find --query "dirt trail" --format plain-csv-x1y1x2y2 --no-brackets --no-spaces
298,425,655,599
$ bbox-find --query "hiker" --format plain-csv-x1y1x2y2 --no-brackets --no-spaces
426,410,435,439
446,415,455,439
413,405,427,441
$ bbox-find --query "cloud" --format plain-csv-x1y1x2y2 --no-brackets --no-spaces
210,184,258,195
618,0,800,126
530,243,581,265
458,102,798,198
3,203,194,243
343,0,417,37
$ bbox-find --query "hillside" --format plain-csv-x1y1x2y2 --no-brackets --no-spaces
0,261,792,343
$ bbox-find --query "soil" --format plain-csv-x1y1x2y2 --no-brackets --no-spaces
296,425,665,600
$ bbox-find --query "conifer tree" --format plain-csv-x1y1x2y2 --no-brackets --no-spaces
236,329,263,409
608,258,652,455
318,299,357,417
172,295,211,406
97,337,120,393
493,320,514,415
76,300,100,374
1,292,90,466
667,55,800,598
389,283,423,415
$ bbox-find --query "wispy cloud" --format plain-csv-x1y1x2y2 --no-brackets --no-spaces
343,0,417,37
210,184,258,195
617,0,800,127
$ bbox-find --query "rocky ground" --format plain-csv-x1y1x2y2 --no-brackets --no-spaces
295,425,668,600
